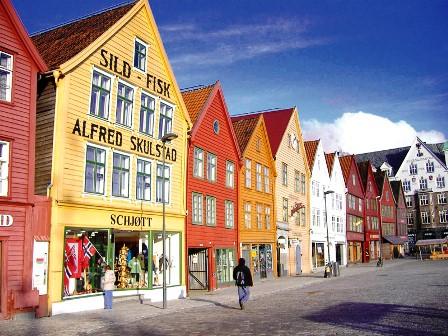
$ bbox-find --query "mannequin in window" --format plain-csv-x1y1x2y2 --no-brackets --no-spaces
128,256,141,287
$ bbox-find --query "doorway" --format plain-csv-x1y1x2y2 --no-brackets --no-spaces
188,248,208,290
295,243,302,274
336,244,342,265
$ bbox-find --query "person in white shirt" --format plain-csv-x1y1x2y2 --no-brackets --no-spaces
103,265,116,309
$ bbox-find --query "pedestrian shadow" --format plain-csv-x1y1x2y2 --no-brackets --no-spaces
190,297,240,310
304,302,448,335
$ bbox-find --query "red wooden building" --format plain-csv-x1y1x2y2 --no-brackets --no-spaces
0,0,50,319
182,82,240,291
339,155,365,263
391,180,408,256
357,161,380,262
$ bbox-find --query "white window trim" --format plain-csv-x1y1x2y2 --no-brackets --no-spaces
139,89,158,137
207,152,217,182
155,161,173,206
205,195,217,226
225,200,234,228
82,142,109,197
0,140,10,196
88,66,113,121
193,147,205,178
136,156,153,202
226,160,235,189
133,37,149,74
115,79,136,129
192,192,203,225
158,99,176,140
111,149,132,199
0,51,13,102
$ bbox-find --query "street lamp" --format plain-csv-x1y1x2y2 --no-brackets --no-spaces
161,132,178,309
324,190,335,277
376,195,383,266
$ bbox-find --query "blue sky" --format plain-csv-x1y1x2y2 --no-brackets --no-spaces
13,0,448,153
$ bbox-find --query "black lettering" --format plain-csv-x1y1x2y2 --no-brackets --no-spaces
113,55,121,75
130,136,137,151
135,217,141,227
171,149,177,162
107,129,115,145
157,79,163,94
99,126,107,143
90,123,98,139
143,140,149,154
117,215,123,225
165,148,171,161
163,82,171,98
137,137,144,153
111,214,116,225
100,49,109,67
146,74,154,91
155,144,161,157
82,120,89,138
72,119,81,136
109,53,114,71
123,61,131,78
116,131,122,147
149,142,155,156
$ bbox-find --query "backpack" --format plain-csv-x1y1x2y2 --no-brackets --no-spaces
236,270,245,286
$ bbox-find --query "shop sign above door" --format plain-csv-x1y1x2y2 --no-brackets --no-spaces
0,214,13,227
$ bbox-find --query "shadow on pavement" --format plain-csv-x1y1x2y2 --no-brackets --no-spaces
190,298,240,310
304,302,448,336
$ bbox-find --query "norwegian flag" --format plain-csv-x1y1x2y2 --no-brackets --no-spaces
64,243,77,296
81,235,100,269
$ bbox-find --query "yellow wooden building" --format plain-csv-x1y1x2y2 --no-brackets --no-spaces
32,0,191,315
231,115,277,280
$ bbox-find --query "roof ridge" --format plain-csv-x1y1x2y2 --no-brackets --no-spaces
181,83,215,93
233,107,293,117
30,1,136,36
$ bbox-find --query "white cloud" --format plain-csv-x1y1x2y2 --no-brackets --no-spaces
302,111,446,154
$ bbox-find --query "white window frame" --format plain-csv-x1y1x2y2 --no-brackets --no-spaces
193,147,204,178
245,159,251,188
256,163,262,191
421,211,429,224
265,206,271,230
0,140,10,196
206,196,216,226
136,157,152,201
115,80,135,128
111,150,130,198
419,177,428,190
226,161,235,188
406,212,414,225
207,153,217,182
0,51,13,102
409,163,417,175
282,162,288,186
84,143,107,195
156,162,172,204
405,196,413,207
192,192,203,225
158,100,175,139
256,203,263,229
244,202,251,229
139,90,156,136
437,176,445,189
89,67,112,120
282,198,288,222
439,210,448,224
263,166,270,193
403,180,411,192
438,193,446,204
426,160,434,173
133,37,148,73
225,200,234,228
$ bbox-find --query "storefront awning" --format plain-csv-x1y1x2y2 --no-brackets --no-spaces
415,238,448,246
383,235,408,245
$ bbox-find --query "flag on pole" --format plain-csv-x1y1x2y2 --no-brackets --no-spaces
64,243,77,296
81,235,104,269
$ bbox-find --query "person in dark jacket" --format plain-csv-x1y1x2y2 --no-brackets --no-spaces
233,258,253,310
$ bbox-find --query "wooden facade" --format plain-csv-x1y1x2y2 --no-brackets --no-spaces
182,82,240,291
32,0,191,315
0,0,49,319
231,115,277,280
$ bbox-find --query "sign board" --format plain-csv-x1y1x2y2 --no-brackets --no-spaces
0,214,13,227
32,241,49,295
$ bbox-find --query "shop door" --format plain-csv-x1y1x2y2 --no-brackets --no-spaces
295,244,302,274
188,248,208,290
336,244,342,265
259,245,267,279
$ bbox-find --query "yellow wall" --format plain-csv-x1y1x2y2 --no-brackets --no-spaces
47,1,189,306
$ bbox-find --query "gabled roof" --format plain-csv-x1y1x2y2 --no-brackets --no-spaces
338,155,353,183
31,2,136,70
181,83,215,124
374,170,386,196
1,0,47,71
390,180,403,203
325,152,335,175
231,115,260,154
231,108,295,156
357,161,371,191
304,140,320,170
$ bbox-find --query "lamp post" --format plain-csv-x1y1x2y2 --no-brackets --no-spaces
161,132,178,309
376,195,383,266
324,190,335,277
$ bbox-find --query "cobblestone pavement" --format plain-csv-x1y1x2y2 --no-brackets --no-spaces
1,259,447,335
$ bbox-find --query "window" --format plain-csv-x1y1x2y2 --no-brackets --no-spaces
263,166,270,193
336,217,342,232
407,212,414,225
382,223,394,236
84,145,106,194
403,180,411,192
156,163,170,203
244,203,251,229
331,216,336,231
225,201,234,228
116,82,134,127
370,217,379,230
316,209,321,227
158,102,173,139
0,51,13,102
256,137,261,151
213,120,220,134
316,182,320,197
192,193,203,224
256,163,262,191
301,173,306,194
439,210,448,223
0,141,10,196
112,153,130,197
226,161,235,188
133,38,147,72
282,163,288,186
358,198,362,212
405,196,413,207
421,211,429,224
437,176,445,189
245,159,251,188
300,208,305,227
256,204,263,229
337,194,343,210
139,93,155,136
207,153,217,182
265,206,271,230
348,215,363,233
409,163,417,175
419,177,428,190
312,208,316,227
438,193,447,204
206,196,216,226
89,70,111,119
282,198,288,222
136,159,151,200
426,160,434,173
193,147,204,178
352,174,356,186
294,170,300,193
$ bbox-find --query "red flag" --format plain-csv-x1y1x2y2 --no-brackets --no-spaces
81,235,98,269
64,243,77,296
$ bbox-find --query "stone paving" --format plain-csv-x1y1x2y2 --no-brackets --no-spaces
1,259,447,335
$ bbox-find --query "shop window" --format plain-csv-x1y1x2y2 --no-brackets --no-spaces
245,159,251,188
152,232,181,287
282,162,288,186
116,82,134,127
216,249,235,284
0,51,13,102
244,202,251,229
193,147,204,178
206,196,216,226
158,102,173,139
133,38,147,72
256,163,262,191
112,152,130,197
263,166,270,193
225,200,234,228
136,158,151,201
192,193,203,224
89,69,111,119
226,161,234,188
312,242,325,268
156,163,170,203
84,145,106,194
0,141,10,196
207,153,217,182
139,92,155,136
256,203,263,229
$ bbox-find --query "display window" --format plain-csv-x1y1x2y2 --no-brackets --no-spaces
152,232,180,287
216,248,235,285
312,242,325,268
243,243,273,280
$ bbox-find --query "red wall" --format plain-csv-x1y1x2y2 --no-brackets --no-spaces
346,158,365,242
380,178,397,230
186,89,239,290
363,166,380,261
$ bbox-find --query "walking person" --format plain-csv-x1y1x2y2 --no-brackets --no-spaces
103,265,116,309
233,258,253,310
